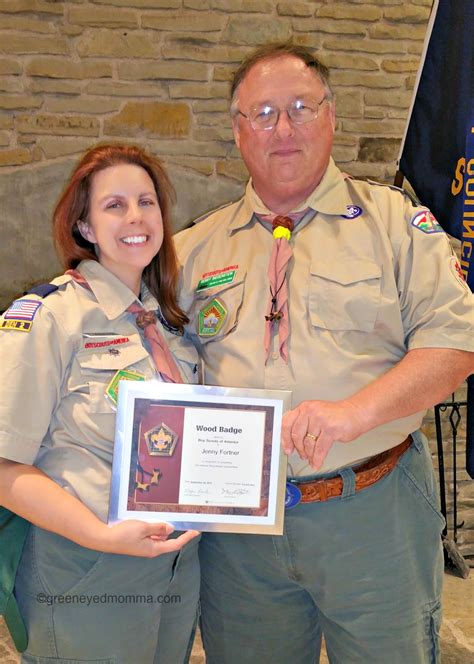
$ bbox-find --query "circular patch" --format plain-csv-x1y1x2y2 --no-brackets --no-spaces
285,482,302,510
342,205,363,219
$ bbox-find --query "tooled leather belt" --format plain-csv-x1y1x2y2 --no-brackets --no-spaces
289,435,412,503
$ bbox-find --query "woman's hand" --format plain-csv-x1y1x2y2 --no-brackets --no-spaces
0,459,199,557
101,520,200,558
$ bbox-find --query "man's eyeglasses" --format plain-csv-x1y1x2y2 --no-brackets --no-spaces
236,97,328,132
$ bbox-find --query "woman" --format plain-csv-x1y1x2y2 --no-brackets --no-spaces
0,144,200,663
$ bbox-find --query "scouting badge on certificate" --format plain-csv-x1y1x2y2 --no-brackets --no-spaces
108,382,291,534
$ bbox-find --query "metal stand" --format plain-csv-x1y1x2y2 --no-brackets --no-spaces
434,396,470,578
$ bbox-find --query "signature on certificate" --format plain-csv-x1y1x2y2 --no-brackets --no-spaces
221,487,250,496
185,487,211,497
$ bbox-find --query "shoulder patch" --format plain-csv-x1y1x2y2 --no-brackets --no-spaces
0,319,34,332
27,283,59,298
410,210,444,234
1,298,42,333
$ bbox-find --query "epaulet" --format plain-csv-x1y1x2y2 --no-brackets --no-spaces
26,283,59,298
366,178,404,193
192,199,241,225
366,179,421,207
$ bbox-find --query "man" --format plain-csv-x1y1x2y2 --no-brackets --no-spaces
175,43,474,663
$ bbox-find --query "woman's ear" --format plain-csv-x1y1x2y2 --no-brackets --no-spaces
77,220,96,244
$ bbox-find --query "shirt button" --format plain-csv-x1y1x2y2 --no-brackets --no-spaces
272,352,279,361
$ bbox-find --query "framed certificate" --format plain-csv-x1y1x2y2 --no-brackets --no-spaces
108,382,291,534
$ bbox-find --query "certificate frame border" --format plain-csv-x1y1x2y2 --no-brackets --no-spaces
108,382,291,534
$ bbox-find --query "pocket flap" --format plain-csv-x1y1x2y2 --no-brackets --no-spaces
310,260,381,285
78,336,148,371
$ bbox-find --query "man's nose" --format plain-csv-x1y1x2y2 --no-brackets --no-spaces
274,110,295,137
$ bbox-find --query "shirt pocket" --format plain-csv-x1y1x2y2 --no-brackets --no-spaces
188,274,246,344
308,260,381,332
77,335,151,413
166,334,199,384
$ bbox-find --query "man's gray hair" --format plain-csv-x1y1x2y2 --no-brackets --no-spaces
230,41,333,116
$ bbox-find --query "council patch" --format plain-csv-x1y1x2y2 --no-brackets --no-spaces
410,210,444,234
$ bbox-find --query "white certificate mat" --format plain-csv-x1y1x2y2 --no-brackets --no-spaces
108,382,291,534
179,407,265,507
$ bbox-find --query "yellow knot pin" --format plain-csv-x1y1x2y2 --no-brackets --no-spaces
273,226,291,241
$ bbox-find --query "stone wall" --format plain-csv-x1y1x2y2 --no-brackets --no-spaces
0,0,434,306
0,0,472,561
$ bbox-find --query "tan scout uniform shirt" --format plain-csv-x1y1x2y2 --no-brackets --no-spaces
0,260,197,522
175,158,474,477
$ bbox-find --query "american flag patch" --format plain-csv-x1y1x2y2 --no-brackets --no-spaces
4,299,42,321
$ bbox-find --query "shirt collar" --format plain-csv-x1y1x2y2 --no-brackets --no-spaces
231,158,352,233
227,193,256,235
304,158,353,216
77,260,156,320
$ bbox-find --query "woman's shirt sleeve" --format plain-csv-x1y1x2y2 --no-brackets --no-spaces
0,296,75,464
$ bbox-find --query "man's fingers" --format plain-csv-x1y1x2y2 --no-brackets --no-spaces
282,405,324,459
291,418,310,446
309,436,334,471
281,409,299,453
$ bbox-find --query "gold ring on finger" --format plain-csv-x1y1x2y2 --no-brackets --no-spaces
305,432,318,441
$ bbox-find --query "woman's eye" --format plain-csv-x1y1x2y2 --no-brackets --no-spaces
140,199,155,206
106,201,121,209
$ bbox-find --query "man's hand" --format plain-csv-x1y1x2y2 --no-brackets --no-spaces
281,399,366,470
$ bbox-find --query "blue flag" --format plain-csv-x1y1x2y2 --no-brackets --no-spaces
399,0,474,291
398,0,474,478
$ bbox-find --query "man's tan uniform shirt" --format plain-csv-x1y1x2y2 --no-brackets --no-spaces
175,159,473,477
0,260,197,521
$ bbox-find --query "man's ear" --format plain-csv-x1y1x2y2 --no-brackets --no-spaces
77,220,96,244
329,97,336,131
231,115,241,150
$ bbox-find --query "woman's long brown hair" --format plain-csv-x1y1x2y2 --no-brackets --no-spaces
53,143,188,329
